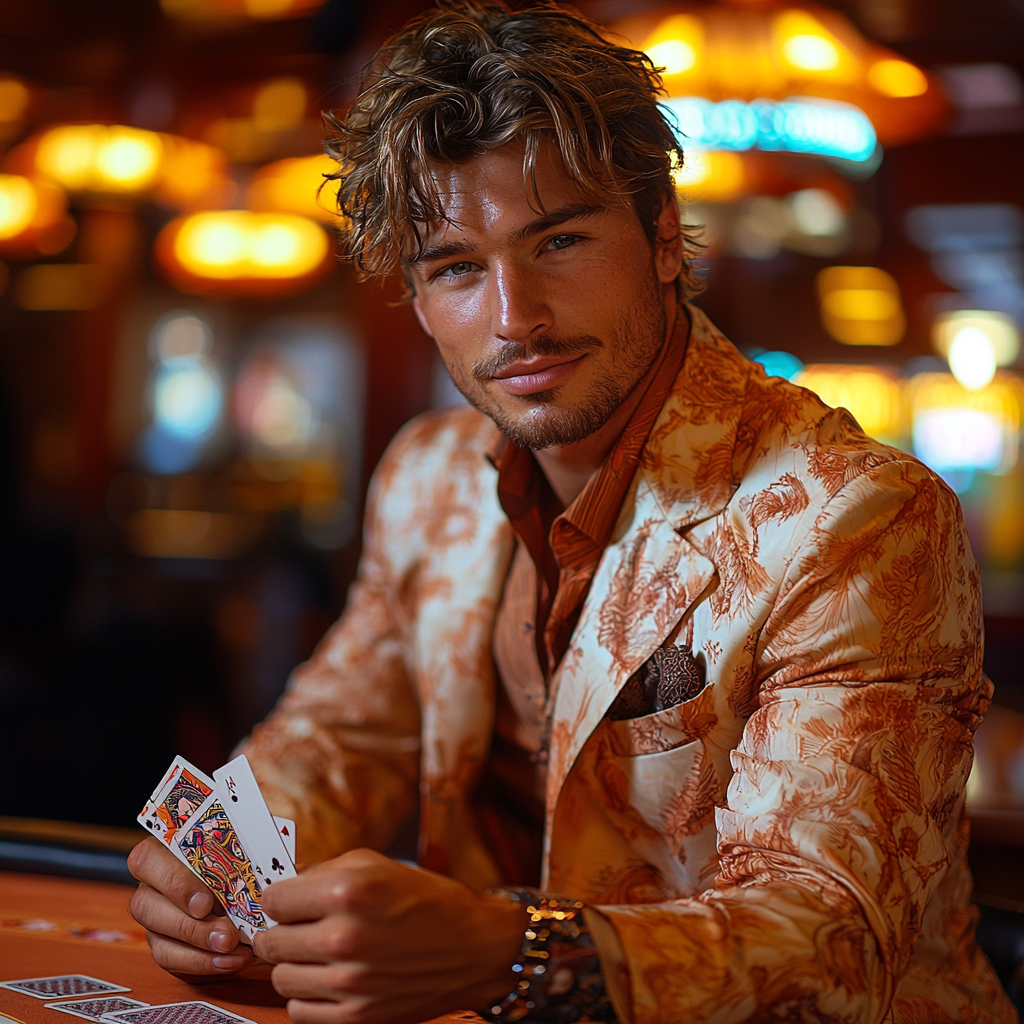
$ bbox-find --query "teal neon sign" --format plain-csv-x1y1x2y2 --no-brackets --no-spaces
662,96,878,162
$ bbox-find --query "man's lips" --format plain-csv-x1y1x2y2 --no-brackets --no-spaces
490,354,587,396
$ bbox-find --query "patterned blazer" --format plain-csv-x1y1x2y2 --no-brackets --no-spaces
243,307,1015,1023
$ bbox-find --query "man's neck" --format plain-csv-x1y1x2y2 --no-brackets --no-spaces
534,287,678,507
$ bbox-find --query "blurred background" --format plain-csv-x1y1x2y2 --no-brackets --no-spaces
0,0,1022,981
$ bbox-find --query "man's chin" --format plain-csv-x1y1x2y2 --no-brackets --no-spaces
490,402,610,450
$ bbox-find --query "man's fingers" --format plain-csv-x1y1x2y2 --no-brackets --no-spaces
130,883,240,954
285,1000,368,1024
145,929,255,977
270,963,368,1002
128,838,215,919
256,918,359,966
261,849,409,924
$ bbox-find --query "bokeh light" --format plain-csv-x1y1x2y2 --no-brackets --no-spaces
0,77,30,122
796,364,906,444
910,373,1023,489
868,59,929,98
36,125,163,193
156,210,332,297
817,266,905,345
247,154,341,224
0,174,37,240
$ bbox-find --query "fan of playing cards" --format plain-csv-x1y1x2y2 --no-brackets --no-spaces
137,755,296,944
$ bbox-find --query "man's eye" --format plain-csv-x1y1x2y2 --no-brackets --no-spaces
440,261,476,278
549,234,580,250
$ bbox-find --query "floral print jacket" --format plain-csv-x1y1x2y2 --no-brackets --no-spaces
243,306,1015,1023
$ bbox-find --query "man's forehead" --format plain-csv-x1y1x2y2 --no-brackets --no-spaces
408,145,618,259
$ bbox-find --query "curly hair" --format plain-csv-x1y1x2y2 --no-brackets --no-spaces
323,0,703,296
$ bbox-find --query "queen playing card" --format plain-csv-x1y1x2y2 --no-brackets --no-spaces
173,795,270,941
138,757,214,846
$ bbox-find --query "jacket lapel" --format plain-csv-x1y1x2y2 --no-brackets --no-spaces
543,308,751,846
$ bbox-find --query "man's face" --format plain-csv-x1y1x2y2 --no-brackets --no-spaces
409,141,680,450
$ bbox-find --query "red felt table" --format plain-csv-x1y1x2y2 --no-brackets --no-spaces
0,872,473,1024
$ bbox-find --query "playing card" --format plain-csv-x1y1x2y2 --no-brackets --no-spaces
0,977,130,1000
173,794,270,941
214,756,297,882
138,757,214,846
273,816,295,865
100,1003,256,1024
46,998,149,1020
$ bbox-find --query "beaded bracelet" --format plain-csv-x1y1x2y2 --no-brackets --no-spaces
482,887,616,1023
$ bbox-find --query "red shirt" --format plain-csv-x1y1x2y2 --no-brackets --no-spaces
478,310,691,883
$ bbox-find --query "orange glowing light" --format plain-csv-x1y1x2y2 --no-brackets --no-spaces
0,78,30,123
795,364,906,444
35,124,163,194
672,150,746,203
156,210,333,298
0,174,72,256
817,266,905,346
247,154,341,224
613,5,948,148
868,59,928,98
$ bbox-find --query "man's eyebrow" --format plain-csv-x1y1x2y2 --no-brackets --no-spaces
405,204,609,268
403,239,476,267
508,203,609,246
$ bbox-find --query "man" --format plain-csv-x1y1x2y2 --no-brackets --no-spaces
128,4,1016,1023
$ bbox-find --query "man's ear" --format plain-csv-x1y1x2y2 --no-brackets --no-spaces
654,191,684,286
412,294,434,338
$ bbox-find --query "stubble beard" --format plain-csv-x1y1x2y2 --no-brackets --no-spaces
444,272,668,450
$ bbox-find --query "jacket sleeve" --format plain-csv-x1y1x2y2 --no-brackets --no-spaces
239,433,423,868
587,460,1007,1023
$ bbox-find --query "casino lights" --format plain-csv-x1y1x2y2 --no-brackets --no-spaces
616,4,948,152
932,310,1020,392
817,266,905,346
795,364,906,445
0,173,74,257
155,210,332,298
247,154,342,224
662,96,877,163
36,125,163,193
909,373,1023,489
17,124,229,207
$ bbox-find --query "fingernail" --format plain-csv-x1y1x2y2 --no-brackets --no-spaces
189,892,212,917
212,956,243,970
209,929,233,952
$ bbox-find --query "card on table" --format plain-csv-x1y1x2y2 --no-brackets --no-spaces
0,977,130,1000
100,1001,256,1024
46,998,150,1020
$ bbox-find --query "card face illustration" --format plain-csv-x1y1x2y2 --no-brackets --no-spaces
214,756,297,881
173,796,268,940
0,976,130,1000
100,1001,256,1024
138,757,214,845
46,998,149,1019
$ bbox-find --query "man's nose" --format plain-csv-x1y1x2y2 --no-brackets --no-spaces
490,261,553,343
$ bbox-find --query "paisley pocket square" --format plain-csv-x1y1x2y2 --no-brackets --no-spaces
608,645,706,721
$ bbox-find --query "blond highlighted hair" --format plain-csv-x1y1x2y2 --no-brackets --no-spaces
323,1,703,295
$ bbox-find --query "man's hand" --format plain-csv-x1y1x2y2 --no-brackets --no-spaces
127,837,257,978
253,848,525,1024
